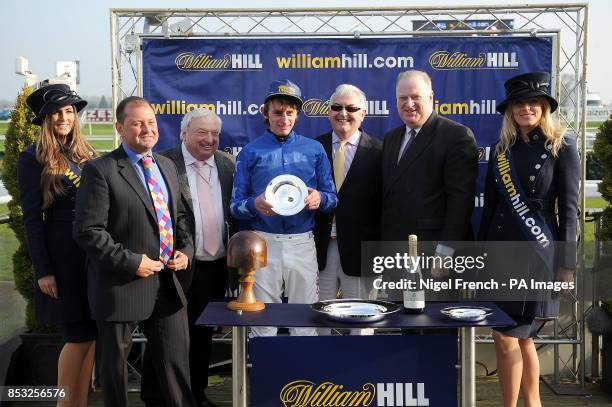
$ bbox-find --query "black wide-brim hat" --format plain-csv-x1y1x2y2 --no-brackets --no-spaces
496,71,558,114
26,84,88,126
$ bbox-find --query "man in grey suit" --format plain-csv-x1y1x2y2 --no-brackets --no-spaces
381,70,478,277
159,108,236,407
314,84,382,335
73,96,196,407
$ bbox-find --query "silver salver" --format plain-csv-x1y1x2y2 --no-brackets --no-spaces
441,306,494,322
311,299,401,323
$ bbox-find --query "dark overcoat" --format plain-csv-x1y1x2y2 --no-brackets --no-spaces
478,129,580,318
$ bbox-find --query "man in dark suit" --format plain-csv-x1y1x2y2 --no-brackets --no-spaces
159,108,236,407
381,70,478,277
314,84,382,334
73,96,196,407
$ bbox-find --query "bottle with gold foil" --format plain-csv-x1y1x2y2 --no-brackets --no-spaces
403,234,425,313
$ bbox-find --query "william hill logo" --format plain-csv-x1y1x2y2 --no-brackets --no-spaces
175,52,262,71
280,381,374,406
279,380,430,406
278,85,297,95
429,51,518,70
302,99,389,117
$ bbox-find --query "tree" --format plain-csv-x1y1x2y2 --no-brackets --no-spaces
593,118,612,324
98,95,110,108
1,85,55,332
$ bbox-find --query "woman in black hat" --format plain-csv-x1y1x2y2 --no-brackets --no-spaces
19,84,97,406
479,72,580,406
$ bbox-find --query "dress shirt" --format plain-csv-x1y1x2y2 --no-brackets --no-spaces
182,143,226,261
122,144,171,209
397,126,421,162
332,130,361,179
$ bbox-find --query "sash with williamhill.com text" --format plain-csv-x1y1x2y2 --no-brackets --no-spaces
25,146,82,190
493,149,554,272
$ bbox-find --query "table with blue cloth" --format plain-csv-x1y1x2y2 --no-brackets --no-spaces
198,302,515,407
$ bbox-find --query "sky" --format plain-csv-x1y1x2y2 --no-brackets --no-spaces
1,0,610,104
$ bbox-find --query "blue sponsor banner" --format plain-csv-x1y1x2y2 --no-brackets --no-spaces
142,36,552,220
249,335,457,406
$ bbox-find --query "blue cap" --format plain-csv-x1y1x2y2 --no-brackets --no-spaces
264,79,303,108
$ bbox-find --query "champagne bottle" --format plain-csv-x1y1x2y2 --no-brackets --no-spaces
403,234,425,313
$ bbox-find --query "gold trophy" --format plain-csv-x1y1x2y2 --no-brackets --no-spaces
227,231,267,311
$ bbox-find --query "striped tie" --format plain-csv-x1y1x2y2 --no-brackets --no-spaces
142,155,174,264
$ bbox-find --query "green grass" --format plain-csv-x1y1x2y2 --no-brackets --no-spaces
80,123,114,136
0,203,16,281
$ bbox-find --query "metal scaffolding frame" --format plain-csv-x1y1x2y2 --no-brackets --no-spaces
110,3,590,393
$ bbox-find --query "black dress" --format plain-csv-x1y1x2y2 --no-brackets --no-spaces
17,145,95,341
478,128,580,337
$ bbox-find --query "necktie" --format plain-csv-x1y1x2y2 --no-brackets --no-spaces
334,140,348,191
397,128,417,163
142,155,173,264
193,161,222,256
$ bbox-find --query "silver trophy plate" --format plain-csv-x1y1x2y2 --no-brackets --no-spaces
265,174,308,216
311,299,401,323
441,306,493,322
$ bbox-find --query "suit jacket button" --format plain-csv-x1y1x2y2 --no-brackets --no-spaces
529,175,536,182
535,164,541,170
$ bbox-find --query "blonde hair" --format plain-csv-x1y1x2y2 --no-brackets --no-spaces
36,107,97,208
495,97,565,157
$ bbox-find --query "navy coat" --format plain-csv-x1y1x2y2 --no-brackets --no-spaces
478,129,580,318
17,145,90,324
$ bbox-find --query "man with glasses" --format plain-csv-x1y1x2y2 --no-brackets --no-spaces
381,70,478,278
230,79,337,337
313,84,382,335
154,108,235,407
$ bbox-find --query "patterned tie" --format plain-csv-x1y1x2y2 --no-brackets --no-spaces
397,128,417,163
333,140,348,191
193,161,222,256
142,155,173,264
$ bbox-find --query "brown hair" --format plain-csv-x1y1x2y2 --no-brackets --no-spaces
116,96,152,123
262,96,301,125
37,107,97,208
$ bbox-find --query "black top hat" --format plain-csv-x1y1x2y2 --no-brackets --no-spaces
26,84,88,126
496,71,558,114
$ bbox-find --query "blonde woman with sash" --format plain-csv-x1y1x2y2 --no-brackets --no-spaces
19,84,97,407
478,72,580,407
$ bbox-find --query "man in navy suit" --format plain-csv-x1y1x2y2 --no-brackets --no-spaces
313,84,382,335
73,96,196,407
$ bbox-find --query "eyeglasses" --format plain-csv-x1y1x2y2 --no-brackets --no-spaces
330,104,362,113
43,88,78,103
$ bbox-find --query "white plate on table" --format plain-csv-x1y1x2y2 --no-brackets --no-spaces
311,299,401,323
441,306,493,322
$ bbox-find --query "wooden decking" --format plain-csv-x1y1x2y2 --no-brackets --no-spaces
7,374,612,406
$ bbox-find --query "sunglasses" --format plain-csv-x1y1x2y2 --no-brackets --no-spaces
330,104,361,113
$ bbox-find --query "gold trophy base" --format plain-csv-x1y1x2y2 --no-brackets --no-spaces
227,300,265,312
